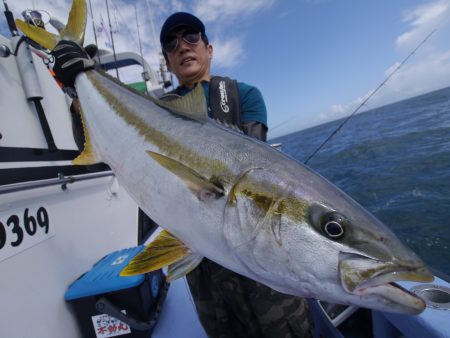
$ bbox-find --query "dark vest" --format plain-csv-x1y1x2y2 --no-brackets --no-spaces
208,76,240,126
160,76,240,126
160,77,267,141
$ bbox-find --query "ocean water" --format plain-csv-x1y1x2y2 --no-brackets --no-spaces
271,86,450,276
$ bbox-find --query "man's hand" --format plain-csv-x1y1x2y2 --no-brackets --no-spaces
52,40,95,88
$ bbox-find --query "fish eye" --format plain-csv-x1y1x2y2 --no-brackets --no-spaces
322,213,345,239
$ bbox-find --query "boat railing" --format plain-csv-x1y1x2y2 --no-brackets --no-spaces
0,171,114,195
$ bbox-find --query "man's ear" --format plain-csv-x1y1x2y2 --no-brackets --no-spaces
162,52,171,71
208,44,213,60
165,59,172,72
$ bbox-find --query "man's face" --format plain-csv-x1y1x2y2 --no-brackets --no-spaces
164,28,213,87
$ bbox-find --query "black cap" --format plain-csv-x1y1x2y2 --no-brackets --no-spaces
160,12,206,45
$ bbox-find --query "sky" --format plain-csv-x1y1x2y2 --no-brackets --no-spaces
2,0,450,138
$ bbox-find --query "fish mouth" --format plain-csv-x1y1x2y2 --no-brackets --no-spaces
339,252,434,314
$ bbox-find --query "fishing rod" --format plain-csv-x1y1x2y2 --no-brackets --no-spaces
300,29,437,165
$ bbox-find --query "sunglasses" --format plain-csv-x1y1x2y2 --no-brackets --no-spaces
163,30,202,53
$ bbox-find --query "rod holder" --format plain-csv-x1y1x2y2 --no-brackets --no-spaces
411,284,450,310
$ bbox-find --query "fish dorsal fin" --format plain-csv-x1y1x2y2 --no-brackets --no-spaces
154,84,208,122
167,253,203,282
15,20,60,50
120,230,191,276
72,103,100,165
147,151,224,201
16,0,87,49
60,0,87,45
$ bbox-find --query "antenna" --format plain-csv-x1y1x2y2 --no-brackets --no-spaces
145,0,171,88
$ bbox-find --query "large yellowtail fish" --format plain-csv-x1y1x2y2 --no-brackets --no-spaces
17,0,433,314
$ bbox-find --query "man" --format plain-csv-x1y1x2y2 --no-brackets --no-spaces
51,13,312,337
159,12,268,141
158,12,312,338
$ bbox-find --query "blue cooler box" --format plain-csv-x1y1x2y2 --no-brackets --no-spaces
65,246,169,338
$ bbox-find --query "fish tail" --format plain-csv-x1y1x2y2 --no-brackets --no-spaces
72,103,101,165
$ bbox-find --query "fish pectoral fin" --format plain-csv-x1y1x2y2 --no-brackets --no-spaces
167,253,204,282
147,151,224,201
153,83,208,122
16,20,60,50
120,230,191,276
72,104,100,165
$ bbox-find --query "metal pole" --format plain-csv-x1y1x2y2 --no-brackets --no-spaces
135,3,148,92
0,171,114,195
106,0,120,80
88,0,101,64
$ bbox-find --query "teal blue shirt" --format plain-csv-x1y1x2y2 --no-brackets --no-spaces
176,81,268,127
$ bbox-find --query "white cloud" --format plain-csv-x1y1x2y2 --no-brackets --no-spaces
5,0,275,80
397,0,450,48
383,61,401,77
193,0,275,22
380,0,450,106
321,47,450,123
318,0,450,133
316,48,450,134
317,90,373,124
190,0,275,69
330,104,346,115
375,50,450,102
317,105,344,123
211,36,244,69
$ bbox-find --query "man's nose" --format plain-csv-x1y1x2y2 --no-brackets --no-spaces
178,38,192,52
